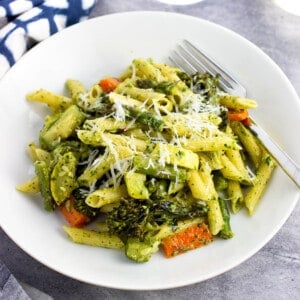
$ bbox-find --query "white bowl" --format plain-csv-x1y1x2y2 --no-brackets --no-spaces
0,11,299,290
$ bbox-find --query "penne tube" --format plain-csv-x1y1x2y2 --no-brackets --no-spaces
187,156,217,201
65,79,86,102
151,143,199,170
231,121,262,168
85,185,128,208
207,199,224,235
109,91,142,108
83,117,131,132
77,131,148,152
16,176,39,194
124,172,149,199
78,146,136,187
27,89,73,112
199,151,223,170
152,62,182,81
225,148,253,184
227,180,244,214
115,85,167,103
163,114,220,137
218,94,257,110
219,152,245,182
245,152,276,216
63,226,124,249
182,135,240,152
133,58,167,82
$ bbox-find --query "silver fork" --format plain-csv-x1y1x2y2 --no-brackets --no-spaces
170,39,300,188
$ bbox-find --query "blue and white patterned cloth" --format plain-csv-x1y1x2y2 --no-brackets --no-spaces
0,0,96,78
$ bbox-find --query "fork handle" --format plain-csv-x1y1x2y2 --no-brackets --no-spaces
249,120,300,188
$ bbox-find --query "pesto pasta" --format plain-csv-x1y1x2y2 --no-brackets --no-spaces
16,58,276,263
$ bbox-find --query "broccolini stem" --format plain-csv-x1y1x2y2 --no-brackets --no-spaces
34,160,54,211
125,107,164,132
218,197,234,239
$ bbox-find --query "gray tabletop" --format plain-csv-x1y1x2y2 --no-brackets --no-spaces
1,0,300,299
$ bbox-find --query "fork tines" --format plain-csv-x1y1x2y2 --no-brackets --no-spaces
170,40,246,96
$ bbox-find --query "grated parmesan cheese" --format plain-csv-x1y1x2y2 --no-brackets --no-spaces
113,96,126,121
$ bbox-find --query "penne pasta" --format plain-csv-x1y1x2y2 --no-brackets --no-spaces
218,94,257,110
27,89,73,112
245,153,276,216
17,57,277,263
227,180,244,214
230,121,262,168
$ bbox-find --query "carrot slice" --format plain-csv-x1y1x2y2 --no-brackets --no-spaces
228,109,249,122
241,117,252,126
60,196,89,227
161,223,213,258
99,77,120,93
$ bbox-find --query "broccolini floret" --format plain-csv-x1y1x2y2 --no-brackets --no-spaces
177,71,221,99
106,187,209,244
72,188,99,218
125,107,164,132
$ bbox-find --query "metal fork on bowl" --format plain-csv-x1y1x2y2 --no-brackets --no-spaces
170,40,300,188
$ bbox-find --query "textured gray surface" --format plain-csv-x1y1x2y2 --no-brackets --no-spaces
0,259,31,300
1,0,300,299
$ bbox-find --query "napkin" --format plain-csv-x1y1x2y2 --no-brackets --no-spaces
0,0,97,78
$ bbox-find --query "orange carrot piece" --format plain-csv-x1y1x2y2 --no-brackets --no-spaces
228,109,249,122
241,117,252,127
161,223,213,258
99,77,120,93
60,196,89,227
